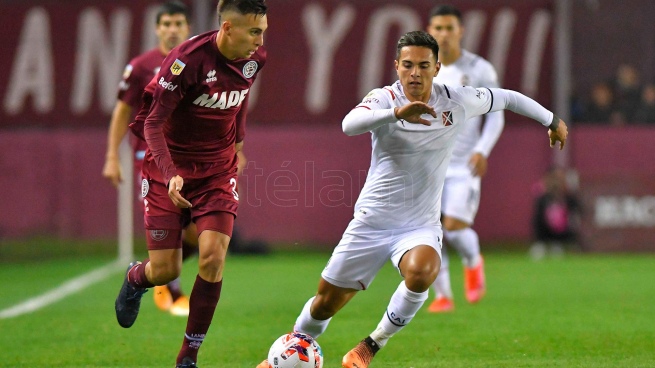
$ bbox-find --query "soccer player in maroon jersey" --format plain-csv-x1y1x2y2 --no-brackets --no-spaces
114,1,268,367
102,1,194,317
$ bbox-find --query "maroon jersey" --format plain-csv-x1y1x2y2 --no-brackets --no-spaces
143,30,266,184
118,48,166,155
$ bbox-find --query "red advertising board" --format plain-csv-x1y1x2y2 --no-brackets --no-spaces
0,0,554,128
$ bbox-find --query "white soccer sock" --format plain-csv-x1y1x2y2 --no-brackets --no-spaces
444,228,481,268
431,247,453,299
293,297,331,339
371,281,428,348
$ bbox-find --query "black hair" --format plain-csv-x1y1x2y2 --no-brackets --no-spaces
217,0,267,22
156,1,190,24
396,31,440,62
429,4,463,23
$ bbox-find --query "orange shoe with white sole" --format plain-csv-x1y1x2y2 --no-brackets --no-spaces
153,285,173,311
465,256,486,303
427,296,455,313
342,339,378,368
169,295,190,316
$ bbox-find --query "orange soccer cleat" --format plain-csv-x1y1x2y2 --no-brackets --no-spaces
342,339,377,368
464,256,486,303
153,285,174,311
427,296,455,313
169,295,190,316
255,359,271,368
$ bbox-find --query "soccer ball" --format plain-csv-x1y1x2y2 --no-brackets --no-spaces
267,332,323,368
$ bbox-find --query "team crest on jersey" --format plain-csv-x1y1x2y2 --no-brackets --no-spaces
141,179,149,197
122,64,133,79
442,111,453,126
149,230,168,241
170,59,186,75
242,61,258,78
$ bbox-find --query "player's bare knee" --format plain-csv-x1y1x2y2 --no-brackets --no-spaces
198,252,225,277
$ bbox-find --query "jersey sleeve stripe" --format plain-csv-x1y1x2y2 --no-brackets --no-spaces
443,85,451,99
383,87,396,100
485,87,494,114
354,105,371,110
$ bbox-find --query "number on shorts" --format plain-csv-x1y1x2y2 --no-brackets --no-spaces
230,177,239,200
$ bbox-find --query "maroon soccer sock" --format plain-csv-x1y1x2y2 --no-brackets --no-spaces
176,275,223,364
127,259,155,289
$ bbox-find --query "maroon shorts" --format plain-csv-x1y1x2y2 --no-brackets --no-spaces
141,156,238,250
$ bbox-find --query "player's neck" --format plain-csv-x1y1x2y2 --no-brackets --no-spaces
158,43,172,56
216,34,238,60
438,48,461,66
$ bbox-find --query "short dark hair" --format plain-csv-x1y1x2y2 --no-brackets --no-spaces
217,0,267,21
156,1,190,24
429,4,463,23
396,31,440,62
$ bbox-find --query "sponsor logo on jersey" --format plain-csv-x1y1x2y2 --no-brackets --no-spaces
158,77,178,91
122,64,133,79
192,89,249,110
170,58,186,75
476,89,486,99
206,70,217,83
141,179,149,197
442,111,453,126
362,97,380,104
242,61,258,78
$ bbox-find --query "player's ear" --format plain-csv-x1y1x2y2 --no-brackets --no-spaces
220,19,232,34
434,61,441,76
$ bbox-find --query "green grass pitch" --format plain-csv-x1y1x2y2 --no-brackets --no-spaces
1,250,654,367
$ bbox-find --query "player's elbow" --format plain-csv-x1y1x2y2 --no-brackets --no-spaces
342,120,358,136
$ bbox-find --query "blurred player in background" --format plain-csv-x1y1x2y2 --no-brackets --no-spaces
102,1,193,316
425,5,505,312
257,31,567,368
113,0,268,367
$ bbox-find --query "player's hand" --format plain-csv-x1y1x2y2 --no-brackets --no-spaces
469,153,488,177
168,175,192,208
394,102,437,126
549,119,568,150
102,156,123,188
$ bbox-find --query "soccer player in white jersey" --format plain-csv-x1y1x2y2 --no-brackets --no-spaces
257,31,567,368
425,5,504,312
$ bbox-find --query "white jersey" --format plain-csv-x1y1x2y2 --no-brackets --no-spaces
343,81,553,230
434,50,503,173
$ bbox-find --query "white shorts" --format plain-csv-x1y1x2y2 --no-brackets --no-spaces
441,172,481,224
321,219,443,291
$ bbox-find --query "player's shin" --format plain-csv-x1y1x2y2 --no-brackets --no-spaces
371,281,428,347
176,275,222,364
293,297,332,339
444,228,481,268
